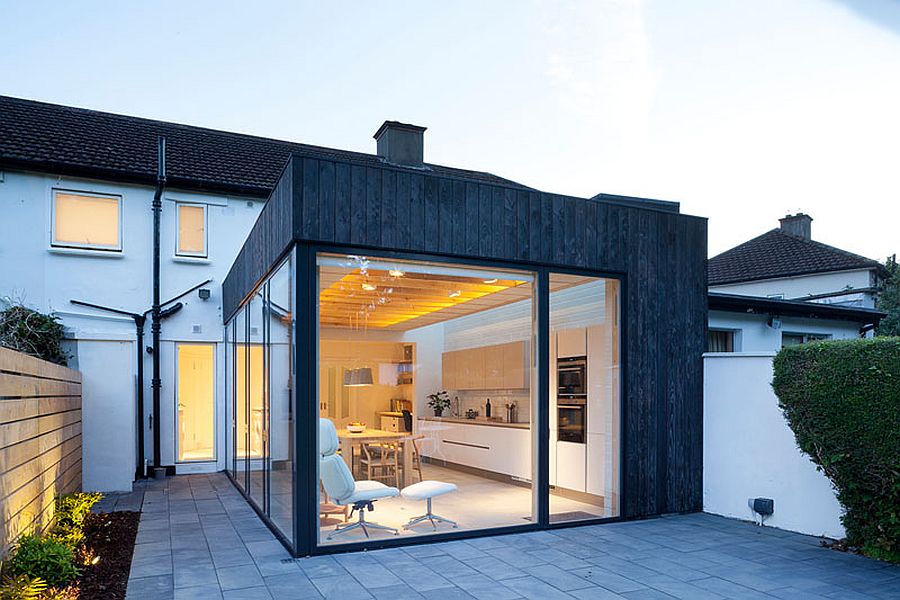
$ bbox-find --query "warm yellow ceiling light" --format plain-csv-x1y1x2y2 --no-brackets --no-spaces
483,278,498,284
320,268,527,328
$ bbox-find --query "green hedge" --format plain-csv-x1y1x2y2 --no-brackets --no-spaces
773,337,900,562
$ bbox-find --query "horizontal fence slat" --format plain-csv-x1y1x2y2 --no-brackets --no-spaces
0,349,82,557
0,373,81,399
0,348,80,383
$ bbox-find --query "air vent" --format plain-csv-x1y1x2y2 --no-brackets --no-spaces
192,325,202,334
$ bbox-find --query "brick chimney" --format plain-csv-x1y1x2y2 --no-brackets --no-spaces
374,121,426,167
779,213,812,240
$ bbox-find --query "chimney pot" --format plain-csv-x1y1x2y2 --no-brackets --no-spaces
779,213,813,240
374,121,426,167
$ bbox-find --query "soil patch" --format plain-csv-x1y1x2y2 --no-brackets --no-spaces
73,511,140,599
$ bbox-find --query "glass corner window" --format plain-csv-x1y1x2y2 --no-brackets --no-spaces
176,203,207,257
52,190,122,251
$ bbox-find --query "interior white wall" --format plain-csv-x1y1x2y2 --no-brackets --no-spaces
402,322,444,416
703,353,845,538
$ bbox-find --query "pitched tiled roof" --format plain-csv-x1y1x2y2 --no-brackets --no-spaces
708,229,881,286
0,95,530,197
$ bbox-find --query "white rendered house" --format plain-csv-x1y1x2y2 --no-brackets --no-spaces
709,213,885,309
0,95,529,493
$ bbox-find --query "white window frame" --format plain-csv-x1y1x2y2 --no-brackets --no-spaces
175,202,208,258
50,188,123,252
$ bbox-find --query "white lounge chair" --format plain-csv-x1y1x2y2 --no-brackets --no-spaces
319,418,400,540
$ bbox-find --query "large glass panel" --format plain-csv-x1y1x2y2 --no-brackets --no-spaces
248,290,268,508
235,307,248,490
549,274,621,521
226,321,235,478
317,253,536,546
175,343,215,462
267,253,294,542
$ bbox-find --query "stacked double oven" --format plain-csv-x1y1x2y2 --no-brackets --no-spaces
557,356,587,443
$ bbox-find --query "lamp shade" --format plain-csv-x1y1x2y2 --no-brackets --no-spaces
343,367,374,387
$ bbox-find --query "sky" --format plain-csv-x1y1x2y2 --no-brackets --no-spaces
2,0,899,260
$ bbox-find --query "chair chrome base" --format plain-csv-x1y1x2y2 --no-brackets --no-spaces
327,501,398,540
403,497,458,531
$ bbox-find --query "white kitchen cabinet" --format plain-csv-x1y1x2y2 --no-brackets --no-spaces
556,440,586,492
417,419,531,480
585,432,607,496
586,325,611,436
549,332,558,486
556,328,586,358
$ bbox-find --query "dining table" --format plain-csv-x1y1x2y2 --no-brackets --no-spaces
335,427,414,488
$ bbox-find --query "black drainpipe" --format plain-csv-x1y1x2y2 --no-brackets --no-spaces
151,136,167,478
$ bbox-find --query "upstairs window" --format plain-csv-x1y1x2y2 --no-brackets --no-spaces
707,329,735,352
52,190,122,251
176,203,207,257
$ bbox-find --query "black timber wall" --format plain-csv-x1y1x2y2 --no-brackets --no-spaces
223,152,708,518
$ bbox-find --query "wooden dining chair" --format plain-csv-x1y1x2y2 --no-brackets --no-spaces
359,441,401,488
408,434,425,483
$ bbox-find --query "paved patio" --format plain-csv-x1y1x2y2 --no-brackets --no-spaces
111,473,899,599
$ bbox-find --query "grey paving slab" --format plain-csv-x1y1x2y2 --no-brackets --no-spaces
123,474,900,600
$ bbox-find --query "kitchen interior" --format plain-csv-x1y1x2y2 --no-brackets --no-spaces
317,254,620,542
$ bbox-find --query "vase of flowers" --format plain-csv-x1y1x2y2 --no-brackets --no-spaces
426,390,451,417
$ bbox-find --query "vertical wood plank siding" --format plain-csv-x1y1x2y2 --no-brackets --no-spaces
222,152,707,518
0,348,82,557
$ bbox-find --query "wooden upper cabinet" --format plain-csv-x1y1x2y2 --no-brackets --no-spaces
458,346,485,390
557,328,587,358
441,350,456,390
441,341,529,391
502,341,528,389
484,344,505,388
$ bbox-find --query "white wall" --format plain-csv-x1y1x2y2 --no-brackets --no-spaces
0,169,264,489
709,311,861,353
703,353,845,538
711,269,875,307
77,340,136,492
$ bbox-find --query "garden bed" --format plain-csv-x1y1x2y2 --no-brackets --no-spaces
73,511,140,599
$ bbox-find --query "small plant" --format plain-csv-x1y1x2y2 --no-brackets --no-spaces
426,390,451,416
5,535,79,588
0,303,68,366
0,574,47,600
55,492,102,532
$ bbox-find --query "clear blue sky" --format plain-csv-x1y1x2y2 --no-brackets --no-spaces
3,0,898,260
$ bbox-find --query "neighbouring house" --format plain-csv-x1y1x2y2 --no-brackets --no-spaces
704,259,885,538
709,213,885,309
0,95,708,556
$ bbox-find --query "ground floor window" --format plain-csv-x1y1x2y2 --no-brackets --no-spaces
175,343,215,462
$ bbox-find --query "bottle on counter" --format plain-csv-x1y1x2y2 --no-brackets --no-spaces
485,398,492,418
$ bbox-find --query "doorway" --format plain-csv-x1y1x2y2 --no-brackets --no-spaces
175,343,216,462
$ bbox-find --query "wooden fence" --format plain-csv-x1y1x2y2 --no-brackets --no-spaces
0,347,82,557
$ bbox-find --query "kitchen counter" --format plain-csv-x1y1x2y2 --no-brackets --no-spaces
418,416,529,429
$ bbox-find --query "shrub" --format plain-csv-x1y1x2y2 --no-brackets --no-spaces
773,338,900,562
5,535,79,588
0,304,68,366
54,492,102,532
0,574,47,600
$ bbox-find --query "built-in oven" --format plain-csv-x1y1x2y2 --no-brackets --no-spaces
557,397,586,444
557,356,587,397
